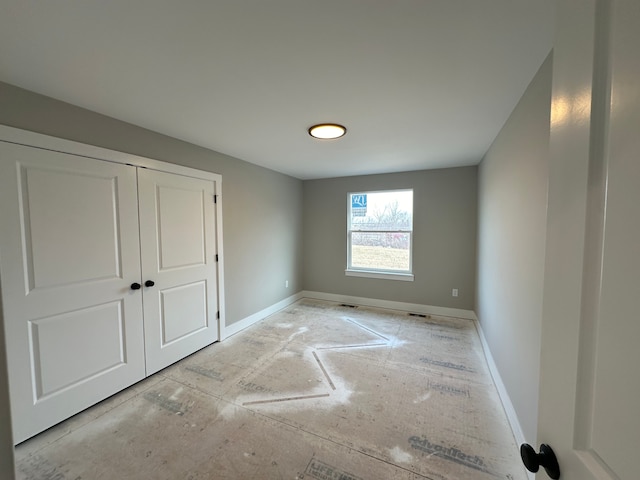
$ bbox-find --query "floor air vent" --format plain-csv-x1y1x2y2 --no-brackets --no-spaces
340,304,358,308
408,312,429,318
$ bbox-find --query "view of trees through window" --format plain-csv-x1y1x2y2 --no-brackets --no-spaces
348,190,413,272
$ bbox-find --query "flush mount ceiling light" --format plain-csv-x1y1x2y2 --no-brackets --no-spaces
308,123,347,139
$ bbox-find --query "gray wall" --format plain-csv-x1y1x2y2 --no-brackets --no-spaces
0,81,303,327
476,53,552,442
303,167,477,310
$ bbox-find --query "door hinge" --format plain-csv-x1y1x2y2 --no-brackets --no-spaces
214,194,218,204
215,254,219,262
216,311,220,319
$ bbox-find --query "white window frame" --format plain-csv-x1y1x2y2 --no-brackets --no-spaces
346,189,414,281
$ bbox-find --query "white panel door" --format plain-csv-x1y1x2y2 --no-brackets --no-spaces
137,168,219,375
534,1,639,479
0,142,146,443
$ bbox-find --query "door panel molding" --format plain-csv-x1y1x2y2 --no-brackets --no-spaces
30,299,126,400
0,125,225,443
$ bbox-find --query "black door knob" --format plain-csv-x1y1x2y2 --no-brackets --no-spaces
520,443,560,479
130,282,141,290
145,280,155,287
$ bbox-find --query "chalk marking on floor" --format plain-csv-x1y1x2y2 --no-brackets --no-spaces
242,393,330,406
343,317,390,341
316,342,388,351
312,351,336,390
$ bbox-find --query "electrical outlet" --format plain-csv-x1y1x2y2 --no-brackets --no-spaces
285,280,289,288
452,288,459,297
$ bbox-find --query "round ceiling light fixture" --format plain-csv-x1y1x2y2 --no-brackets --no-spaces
308,123,347,139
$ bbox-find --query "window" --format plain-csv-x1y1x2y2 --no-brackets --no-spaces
347,189,414,281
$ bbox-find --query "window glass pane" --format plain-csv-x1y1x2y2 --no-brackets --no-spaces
348,189,413,274
349,191,413,231
351,232,411,271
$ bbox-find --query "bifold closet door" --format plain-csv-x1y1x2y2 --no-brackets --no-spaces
0,142,146,443
137,168,219,375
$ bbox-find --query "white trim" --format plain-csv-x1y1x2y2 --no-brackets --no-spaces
300,290,475,320
220,292,304,340
0,125,220,182
214,180,226,343
474,315,533,479
347,189,414,277
345,270,414,281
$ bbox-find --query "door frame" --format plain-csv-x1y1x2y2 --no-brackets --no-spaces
0,124,225,446
537,0,630,478
0,273,14,476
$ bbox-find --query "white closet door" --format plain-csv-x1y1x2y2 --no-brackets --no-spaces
0,142,146,443
137,169,219,375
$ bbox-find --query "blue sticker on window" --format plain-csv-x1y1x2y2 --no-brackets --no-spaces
352,194,367,208
351,194,367,217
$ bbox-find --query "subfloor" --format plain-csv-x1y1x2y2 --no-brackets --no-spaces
15,299,527,480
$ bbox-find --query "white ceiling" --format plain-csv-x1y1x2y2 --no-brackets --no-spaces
0,1,555,180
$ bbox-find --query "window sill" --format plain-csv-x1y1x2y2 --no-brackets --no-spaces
345,269,414,282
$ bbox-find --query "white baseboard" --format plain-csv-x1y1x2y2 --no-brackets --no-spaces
219,290,475,341
300,290,476,320
220,292,304,340
474,316,533,479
